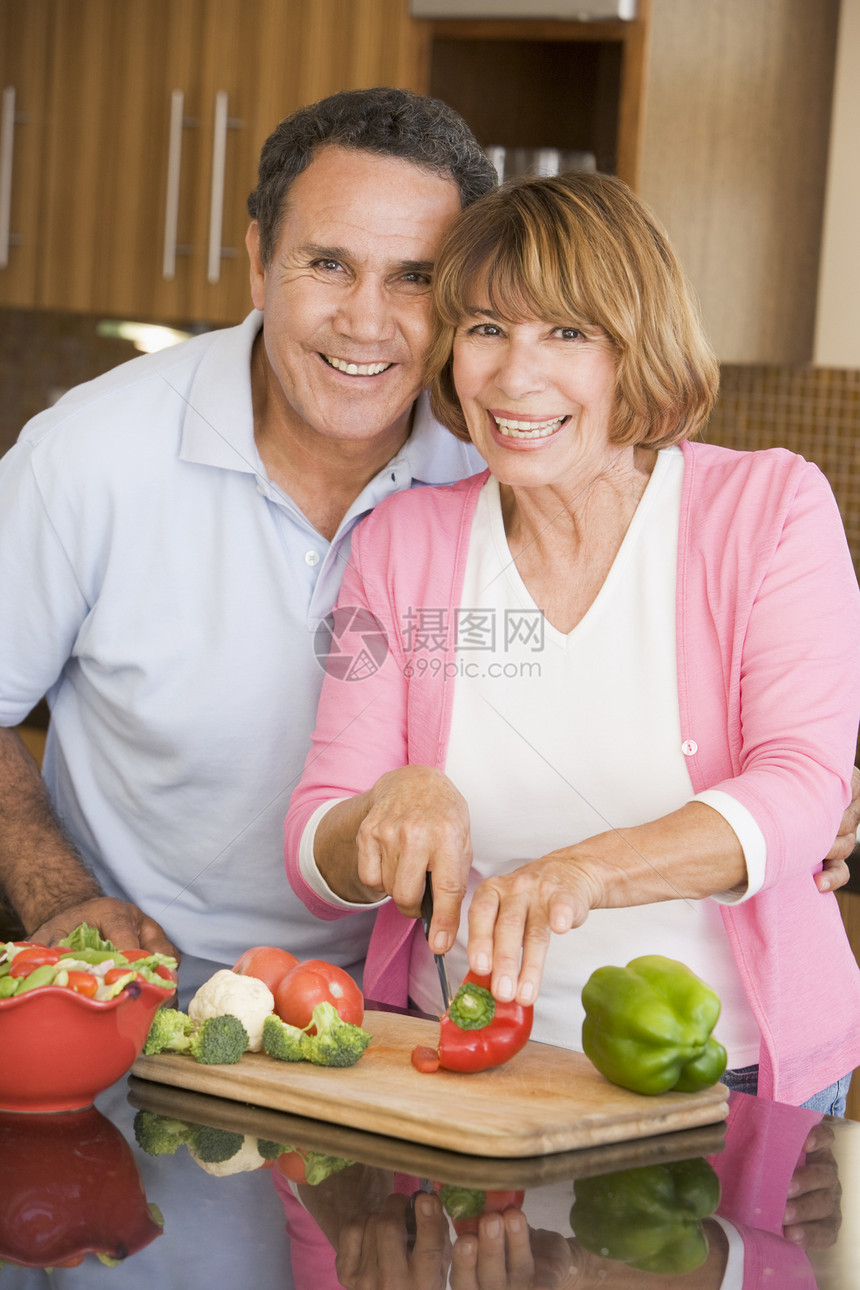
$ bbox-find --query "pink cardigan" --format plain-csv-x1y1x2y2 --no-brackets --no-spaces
285,442,860,1104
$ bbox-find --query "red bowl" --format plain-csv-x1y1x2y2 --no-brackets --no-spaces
0,978,167,1113
0,1105,163,1267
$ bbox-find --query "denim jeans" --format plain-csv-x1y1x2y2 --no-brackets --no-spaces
721,1064,852,1117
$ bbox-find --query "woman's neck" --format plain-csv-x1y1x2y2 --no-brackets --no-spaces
499,445,658,634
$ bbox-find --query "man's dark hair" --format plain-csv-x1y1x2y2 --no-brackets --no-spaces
247,87,498,267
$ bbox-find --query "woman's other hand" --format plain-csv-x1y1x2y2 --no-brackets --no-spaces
465,803,746,1007
466,852,596,1006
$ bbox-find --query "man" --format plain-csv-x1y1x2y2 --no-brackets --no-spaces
0,89,854,998
0,89,491,995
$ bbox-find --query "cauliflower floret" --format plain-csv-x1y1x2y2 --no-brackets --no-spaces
188,969,274,1052
189,1136,268,1176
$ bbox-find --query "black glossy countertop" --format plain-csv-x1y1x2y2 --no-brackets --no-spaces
1,1060,856,1289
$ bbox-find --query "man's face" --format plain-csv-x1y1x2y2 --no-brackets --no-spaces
247,146,463,452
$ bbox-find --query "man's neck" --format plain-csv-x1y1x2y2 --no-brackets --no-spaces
250,336,412,541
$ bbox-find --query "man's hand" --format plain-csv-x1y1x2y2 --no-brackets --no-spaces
782,1121,843,1249
27,895,179,959
817,766,860,892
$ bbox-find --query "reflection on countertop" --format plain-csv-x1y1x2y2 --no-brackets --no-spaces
0,1062,856,1289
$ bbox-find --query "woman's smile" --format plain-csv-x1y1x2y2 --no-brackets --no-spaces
491,413,569,442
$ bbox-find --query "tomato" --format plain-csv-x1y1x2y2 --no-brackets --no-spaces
121,949,151,961
9,946,61,975
65,970,99,998
104,967,137,985
274,1150,309,1183
274,960,364,1030
155,963,178,982
233,946,299,995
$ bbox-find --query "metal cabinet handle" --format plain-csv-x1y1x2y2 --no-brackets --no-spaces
0,86,16,270
162,89,185,281
207,89,229,284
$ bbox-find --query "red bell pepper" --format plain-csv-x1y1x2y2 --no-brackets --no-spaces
411,972,533,1075
435,1183,526,1234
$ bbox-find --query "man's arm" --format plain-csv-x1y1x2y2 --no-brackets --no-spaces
0,726,178,956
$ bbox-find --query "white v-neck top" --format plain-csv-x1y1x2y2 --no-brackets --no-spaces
410,449,762,1065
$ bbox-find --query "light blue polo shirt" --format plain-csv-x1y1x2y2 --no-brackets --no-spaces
0,311,481,992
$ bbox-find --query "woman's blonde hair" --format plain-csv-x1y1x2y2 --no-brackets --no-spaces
427,171,719,447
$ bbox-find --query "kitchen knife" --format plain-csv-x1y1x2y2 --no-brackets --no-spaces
420,875,452,1012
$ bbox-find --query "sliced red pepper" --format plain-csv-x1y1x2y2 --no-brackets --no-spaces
65,970,99,997
437,972,533,1074
411,1044,441,1073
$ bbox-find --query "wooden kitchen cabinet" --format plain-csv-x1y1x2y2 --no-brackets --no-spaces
0,0,50,306
2,0,842,351
419,8,648,190
0,0,427,324
417,0,841,365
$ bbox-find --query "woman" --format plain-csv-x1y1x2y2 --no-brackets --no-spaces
284,172,860,1111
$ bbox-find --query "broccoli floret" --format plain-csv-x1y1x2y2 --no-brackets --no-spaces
257,1137,291,1161
262,1013,306,1063
188,1124,245,1163
144,1008,247,1064
303,1151,354,1185
143,1006,194,1055
300,1001,372,1068
188,1014,249,1065
133,1109,193,1156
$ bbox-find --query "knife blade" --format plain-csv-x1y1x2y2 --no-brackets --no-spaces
420,875,452,1012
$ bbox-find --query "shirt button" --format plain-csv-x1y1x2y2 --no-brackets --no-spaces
681,739,698,756
304,550,320,567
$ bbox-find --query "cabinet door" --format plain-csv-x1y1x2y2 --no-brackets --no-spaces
186,0,429,325
0,0,50,307
30,0,425,325
37,0,205,320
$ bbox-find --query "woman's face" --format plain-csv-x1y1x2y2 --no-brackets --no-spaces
451,299,619,491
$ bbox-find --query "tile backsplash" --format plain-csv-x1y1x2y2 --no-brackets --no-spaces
2,308,860,577
703,363,860,579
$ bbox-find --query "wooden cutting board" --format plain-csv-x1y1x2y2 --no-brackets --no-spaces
131,1010,728,1158
127,1077,727,1188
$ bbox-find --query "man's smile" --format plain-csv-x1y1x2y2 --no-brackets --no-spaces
322,354,394,377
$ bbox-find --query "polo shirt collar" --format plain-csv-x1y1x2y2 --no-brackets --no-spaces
179,311,263,475
391,390,482,486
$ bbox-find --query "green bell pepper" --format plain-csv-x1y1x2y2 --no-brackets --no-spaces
570,1157,721,1275
581,955,727,1095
